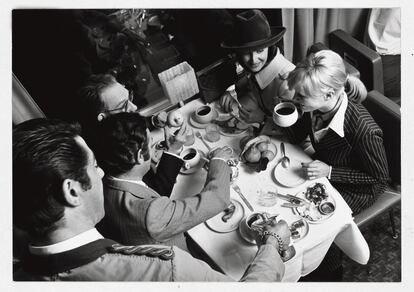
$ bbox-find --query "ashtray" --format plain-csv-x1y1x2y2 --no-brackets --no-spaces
318,201,335,215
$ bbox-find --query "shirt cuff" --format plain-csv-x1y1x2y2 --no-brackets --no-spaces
328,165,332,179
210,157,227,164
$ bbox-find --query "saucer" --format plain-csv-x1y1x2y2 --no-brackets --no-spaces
188,108,219,129
273,158,306,188
180,150,207,175
289,218,309,243
205,199,245,233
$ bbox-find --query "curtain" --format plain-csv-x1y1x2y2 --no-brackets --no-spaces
281,8,370,63
12,73,45,126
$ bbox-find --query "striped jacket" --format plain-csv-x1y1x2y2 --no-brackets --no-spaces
286,100,390,214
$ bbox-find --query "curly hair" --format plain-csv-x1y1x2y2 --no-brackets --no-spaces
91,112,150,176
13,119,91,238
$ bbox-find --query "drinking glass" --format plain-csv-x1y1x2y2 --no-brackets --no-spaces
205,124,220,142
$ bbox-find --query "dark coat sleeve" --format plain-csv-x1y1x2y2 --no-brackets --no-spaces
143,152,183,197
282,112,311,144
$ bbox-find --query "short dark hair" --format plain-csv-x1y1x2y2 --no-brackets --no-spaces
91,112,150,176
78,73,117,118
13,119,91,238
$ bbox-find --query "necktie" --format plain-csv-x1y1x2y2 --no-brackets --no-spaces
312,111,329,131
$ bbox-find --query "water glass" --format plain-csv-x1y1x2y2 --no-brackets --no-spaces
205,124,220,142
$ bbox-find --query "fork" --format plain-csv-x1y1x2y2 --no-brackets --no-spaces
195,131,212,151
232,184,254,212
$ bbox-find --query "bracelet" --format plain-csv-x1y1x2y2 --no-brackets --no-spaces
261,230,284,255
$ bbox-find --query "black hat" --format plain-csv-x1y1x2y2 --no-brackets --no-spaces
221,10,286,52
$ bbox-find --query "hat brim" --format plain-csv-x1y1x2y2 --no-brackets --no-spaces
221,26,286,52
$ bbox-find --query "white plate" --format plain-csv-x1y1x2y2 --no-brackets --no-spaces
289,218,309,243
273,158,306,188
180,150,207,175
214,117,249,137
219,126,248,137
292,187,336,224
205,200,245,233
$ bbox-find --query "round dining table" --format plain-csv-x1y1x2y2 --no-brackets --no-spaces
151,98,370,282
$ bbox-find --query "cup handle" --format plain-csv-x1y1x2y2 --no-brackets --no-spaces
184,162,191,170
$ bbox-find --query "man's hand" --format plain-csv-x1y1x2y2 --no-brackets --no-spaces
256,218,291,251
164,121,187,155
301,160,330,180
209,146,234,161
152,111,168,128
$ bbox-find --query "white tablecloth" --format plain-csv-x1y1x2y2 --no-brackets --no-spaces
153,99,370,282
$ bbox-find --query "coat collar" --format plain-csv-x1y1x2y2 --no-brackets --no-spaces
310,98,355,150
104,176,160,199
312,93,348,139
254,48,295,89
22,238,117,275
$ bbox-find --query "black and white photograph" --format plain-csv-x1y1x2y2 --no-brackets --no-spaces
3,0,412,290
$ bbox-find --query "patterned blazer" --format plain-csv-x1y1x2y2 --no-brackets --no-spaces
97,159,231,250
286,100,390,214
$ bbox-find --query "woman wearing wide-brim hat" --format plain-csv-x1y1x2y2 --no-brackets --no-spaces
220,9,295,124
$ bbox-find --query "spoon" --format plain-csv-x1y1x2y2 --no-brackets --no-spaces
280,142,291,168
195,131,212,152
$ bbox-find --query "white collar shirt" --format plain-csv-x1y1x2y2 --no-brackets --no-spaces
313,93,348,142
29,228,104,255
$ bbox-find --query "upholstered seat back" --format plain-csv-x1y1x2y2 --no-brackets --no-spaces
329,29,384,94
363,90,401,187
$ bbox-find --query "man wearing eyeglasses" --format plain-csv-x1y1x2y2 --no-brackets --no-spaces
79,73,187,197
79,74,137,122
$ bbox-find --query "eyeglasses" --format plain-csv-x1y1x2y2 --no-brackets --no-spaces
103,91,134,114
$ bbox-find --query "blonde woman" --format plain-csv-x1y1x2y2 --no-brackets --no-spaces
284,49,389,281
286,49,388,214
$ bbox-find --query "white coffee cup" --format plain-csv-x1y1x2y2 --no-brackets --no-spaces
180,147,201,170
272,102,298,127
194,105,215,124
238,212,268,244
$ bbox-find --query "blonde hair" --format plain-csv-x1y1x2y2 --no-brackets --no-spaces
287,50,367,103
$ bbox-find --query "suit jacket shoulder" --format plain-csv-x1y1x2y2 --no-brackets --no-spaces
344,101,383,144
